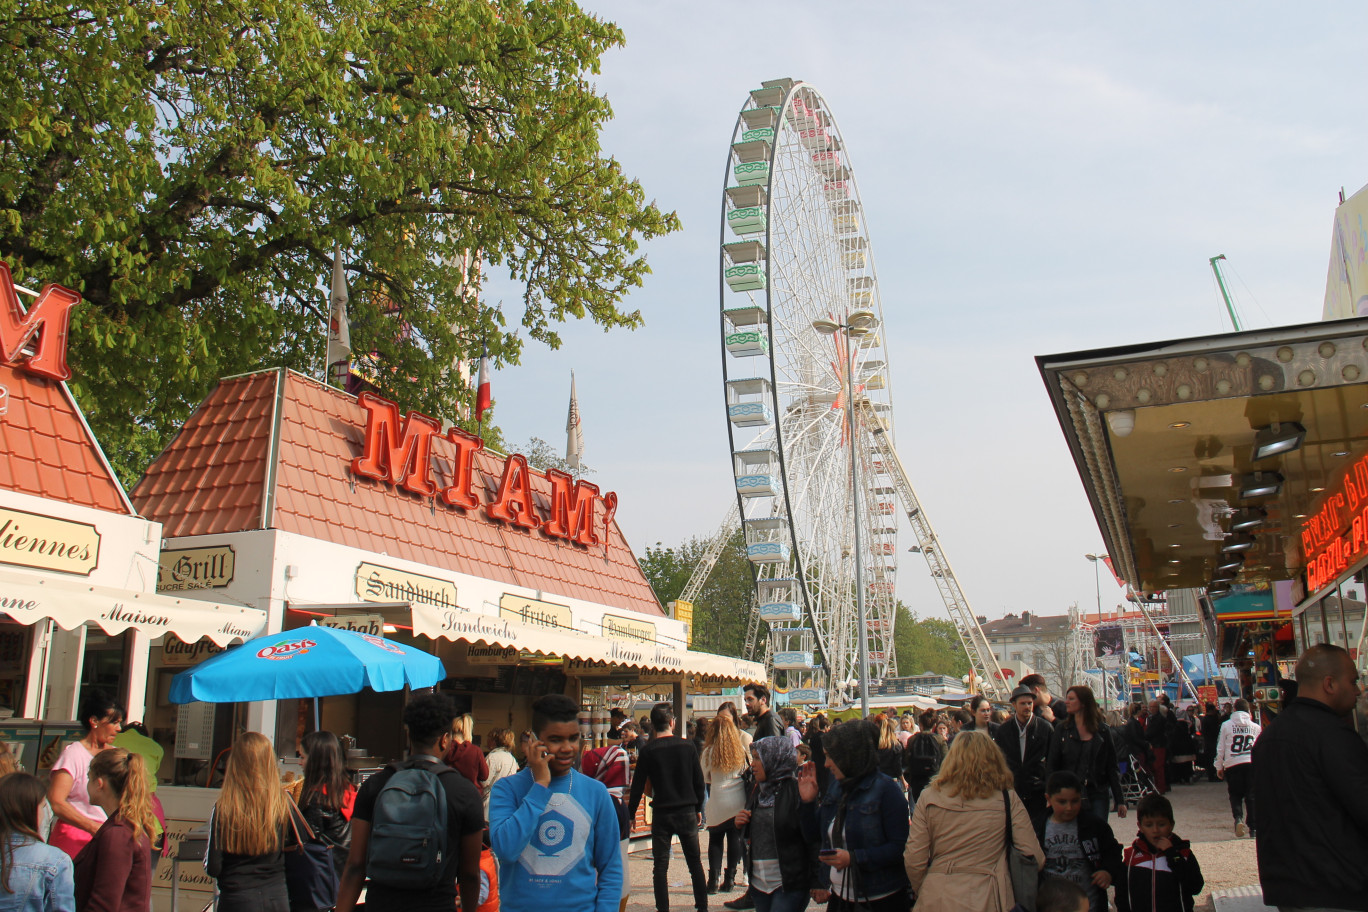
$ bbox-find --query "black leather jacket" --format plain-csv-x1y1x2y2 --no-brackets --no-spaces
1047,719,1123,806
298,796,351,877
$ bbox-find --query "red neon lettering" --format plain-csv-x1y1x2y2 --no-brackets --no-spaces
439,426,483,510
600,491,618,543
486,454,540,530
0,261,80,381
350,392,440,497
543,470,600,546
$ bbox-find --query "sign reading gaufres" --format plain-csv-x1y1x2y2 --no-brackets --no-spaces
349,392,619,547
0,508,99,576
157,546,234,592
355,562,458,610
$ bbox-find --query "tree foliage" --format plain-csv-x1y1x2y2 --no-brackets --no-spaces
892,604,971,680
0,0,678,482
640,529,754,659
520,436,591,479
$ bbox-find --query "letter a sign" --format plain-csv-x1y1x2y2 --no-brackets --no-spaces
0,261,81,381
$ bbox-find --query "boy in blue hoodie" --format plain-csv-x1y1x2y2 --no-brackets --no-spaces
490,694,624,912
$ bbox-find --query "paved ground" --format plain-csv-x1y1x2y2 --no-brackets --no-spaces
622,779,1266,912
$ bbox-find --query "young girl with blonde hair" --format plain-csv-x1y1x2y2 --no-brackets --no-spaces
74,747,156,912
207,732,302,912
903,732,1044,912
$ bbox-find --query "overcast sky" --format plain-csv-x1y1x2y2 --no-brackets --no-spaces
483,3,1368,624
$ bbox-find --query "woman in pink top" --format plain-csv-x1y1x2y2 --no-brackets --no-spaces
47,690,124,858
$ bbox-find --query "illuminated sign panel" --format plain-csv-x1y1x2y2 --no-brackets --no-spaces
1303,452,1368,595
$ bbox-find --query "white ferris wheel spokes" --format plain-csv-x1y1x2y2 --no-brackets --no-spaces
720,78,899,705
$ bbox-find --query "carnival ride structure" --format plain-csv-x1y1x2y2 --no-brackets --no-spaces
700,78,1008,704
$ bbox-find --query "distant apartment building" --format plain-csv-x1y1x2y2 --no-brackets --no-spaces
980,611,1072,695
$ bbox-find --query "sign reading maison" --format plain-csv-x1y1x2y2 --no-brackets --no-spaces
356,562,458,610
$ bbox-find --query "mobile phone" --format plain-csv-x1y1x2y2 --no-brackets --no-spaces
819,849,838,857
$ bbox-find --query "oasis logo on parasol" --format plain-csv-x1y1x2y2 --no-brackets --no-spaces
257,639,316,661
350,393,618,549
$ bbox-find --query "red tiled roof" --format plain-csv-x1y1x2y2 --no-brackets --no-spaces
0,364,133,515
133,370,664,618
129,372,275,536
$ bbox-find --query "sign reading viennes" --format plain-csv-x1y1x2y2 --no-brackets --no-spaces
320,614,384,636
157,546,234,592
355,562,458,610
0,508,99,575
498,593,572,631
602,614,656,644
348,392,620,548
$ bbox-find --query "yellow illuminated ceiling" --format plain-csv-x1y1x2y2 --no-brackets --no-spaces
1039,318,1368,597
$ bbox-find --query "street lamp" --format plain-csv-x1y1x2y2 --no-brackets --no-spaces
814,310,878,717
1085,553,1108,706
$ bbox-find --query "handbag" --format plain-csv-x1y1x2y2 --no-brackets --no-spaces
284,796,340,909
1002,790,1038,912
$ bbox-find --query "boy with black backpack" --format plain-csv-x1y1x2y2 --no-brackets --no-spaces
336,693,485,912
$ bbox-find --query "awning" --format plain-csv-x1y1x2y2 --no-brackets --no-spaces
0,570,267,646
409,602,765,682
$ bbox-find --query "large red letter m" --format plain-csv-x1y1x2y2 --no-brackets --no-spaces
544,469,600,546
350,392,440,496
0,261,81,381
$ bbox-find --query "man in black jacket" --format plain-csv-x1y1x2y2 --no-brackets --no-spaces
1253,644,1368,912
1021,673,1068,723
1200,702,1223,782
744,683,784,740
994,684,1055,827
629,702,709,912
1144,699,1170,793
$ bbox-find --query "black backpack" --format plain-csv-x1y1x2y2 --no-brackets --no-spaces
904,733,942,781
366,758,452,889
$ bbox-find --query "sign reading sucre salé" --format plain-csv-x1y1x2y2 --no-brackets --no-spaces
0,508,99,575
355,563,458,610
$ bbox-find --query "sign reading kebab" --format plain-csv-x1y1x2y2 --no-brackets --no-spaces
350,392,618,548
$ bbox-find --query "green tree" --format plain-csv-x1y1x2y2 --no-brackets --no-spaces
893,604,971,680
641,529,754,659
0,0,678,483
520,436,592,479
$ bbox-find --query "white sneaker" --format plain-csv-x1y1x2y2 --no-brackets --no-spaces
1234,822,1247,837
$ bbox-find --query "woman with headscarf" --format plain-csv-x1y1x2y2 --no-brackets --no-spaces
798,720,910,912
734,737,815,912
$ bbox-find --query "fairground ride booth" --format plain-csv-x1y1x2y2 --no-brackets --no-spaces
0,270,266,778
130,368,764,907
1039,316,1368,724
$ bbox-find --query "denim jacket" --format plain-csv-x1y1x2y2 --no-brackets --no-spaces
800,771,910,898
0,834,75,912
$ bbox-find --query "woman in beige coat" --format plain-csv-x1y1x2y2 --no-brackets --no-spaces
903,730,1044,912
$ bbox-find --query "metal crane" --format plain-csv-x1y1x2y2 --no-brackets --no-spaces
863,406,1009,699
667,502,740,642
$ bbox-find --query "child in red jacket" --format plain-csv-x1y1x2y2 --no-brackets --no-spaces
1115,794,1204,912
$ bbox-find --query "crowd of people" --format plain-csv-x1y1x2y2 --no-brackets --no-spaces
0,642,1363,912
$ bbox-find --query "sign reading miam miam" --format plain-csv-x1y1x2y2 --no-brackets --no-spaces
350,392,618,548
1303,451,1368,594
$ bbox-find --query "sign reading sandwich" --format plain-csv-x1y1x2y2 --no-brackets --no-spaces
355,563,458,610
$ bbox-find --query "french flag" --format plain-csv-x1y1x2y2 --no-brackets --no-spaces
475,343,491,424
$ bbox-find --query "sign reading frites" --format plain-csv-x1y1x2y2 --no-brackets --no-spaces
320,614,384,636
161,634,227,667
603,614,656,644
499,593,573,630
356,563,458,610
157,546,234,592
0,508,99,576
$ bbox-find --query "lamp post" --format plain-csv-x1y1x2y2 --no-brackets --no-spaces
1085,553,1107,707
814,310,879,718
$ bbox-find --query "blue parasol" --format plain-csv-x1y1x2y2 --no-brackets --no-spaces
169,623,445,704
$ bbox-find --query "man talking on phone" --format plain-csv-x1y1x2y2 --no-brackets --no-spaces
490,694,624,912
629,702,709,912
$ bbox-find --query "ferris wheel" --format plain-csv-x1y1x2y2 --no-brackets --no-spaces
720,78,900,704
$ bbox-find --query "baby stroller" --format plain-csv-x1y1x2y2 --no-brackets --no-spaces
1119,750,1158,807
